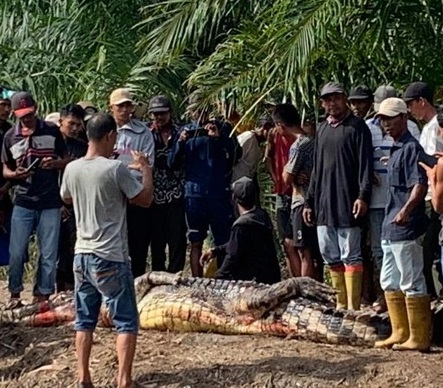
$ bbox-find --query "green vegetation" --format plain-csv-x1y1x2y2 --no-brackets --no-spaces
2,0,443,116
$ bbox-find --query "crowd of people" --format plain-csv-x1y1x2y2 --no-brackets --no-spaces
0,79,442,386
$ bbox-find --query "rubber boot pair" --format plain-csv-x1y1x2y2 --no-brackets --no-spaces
330,266,363,310
375,291,431,352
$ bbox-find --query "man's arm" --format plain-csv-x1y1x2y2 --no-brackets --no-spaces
263,128,277,183
121,151,154,208
167,129,187,170
393,183,427,225
356,122,373,204
60,167,72,205
215,226,244,280
422,157,443,213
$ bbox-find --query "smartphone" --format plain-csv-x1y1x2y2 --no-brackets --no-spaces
26,158,40,173
418,151,438,168
186,128,209,138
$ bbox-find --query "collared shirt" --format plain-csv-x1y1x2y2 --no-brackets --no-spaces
366,117,421,209
1,119,66,210
115,119,155,176
381,131,428,241
149,122,184,205
326,111,351,128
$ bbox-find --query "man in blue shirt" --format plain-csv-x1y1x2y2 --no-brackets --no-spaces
168,99,241,276
374,98,431,352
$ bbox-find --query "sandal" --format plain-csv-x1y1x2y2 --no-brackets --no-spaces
5,298,24,310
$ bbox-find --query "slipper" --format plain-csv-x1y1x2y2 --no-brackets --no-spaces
5,298,24,310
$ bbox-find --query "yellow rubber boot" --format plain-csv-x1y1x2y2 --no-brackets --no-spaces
392,295,432,352
375,291,409,348
329,269,347,310
344,266,363,310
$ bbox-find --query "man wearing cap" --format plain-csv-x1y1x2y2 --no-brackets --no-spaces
373,97,431,352
110,88,155,278
77,101,97,142
366,85,421,312
199,176,281,284
403,81,441,297
147,95,187,273
303,82,372,311
168,95,241,277
0,91,13,252
348,85,374,119
2,91,68,306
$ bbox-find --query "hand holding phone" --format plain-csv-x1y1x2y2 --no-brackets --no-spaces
25,158,40,173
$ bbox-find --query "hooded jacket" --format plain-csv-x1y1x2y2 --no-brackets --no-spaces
213,207,281,284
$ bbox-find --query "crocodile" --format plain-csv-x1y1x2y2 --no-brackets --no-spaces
0,272,394,346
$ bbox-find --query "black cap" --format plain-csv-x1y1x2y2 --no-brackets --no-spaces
320,82,346,98
403,82,433,103
349,85,373,100
232,177,256,206
148,95,172,113
11,91,37,118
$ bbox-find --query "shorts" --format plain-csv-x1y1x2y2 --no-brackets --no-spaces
276,194,292,242
73,254,139,334
291,206,316,248
185,196,234,246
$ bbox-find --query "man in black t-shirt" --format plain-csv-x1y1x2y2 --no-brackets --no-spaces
2,92,68,307
56,104,88,292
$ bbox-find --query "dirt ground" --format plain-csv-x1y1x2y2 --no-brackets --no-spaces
1,283,443,388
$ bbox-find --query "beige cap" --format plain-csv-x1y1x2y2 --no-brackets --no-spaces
45,112,60,126
77,100,96,110
376,97,407,117
110,88,133,106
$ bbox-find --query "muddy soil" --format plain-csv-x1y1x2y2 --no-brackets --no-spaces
1,283,443,388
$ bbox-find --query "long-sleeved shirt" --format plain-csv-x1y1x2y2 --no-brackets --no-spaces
168,120,241,198
213,207,281,284
305,113,373,227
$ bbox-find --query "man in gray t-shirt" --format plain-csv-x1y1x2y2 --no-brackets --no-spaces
60,113,153,388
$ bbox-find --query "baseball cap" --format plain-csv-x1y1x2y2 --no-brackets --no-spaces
373,85,397,112
77,101,98,121
109,88,133,106
232,176,256,206
403,82,433,103
45,112,60,126
375,98,407,117
320,82,346,98
349,85,372,100
148,95,172,113
11,92,37,118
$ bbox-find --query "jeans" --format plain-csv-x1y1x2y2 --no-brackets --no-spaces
8,206,61,295
380,238,427,296
317,226,362,268
73,254,138,334
369,209,385,270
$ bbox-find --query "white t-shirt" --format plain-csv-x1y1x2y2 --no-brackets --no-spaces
232,131,261,181
366,118,421,209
